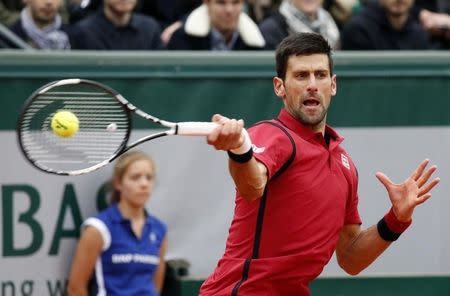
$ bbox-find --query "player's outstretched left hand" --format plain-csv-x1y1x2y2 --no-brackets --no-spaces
375,159,440,222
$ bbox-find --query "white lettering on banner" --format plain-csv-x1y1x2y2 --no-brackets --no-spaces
111,254,159,265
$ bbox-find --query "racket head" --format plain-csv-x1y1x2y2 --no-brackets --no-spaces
17,79,132,175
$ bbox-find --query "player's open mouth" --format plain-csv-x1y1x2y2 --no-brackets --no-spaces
303,99,320,106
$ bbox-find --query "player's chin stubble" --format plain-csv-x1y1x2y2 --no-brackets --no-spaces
295,105,328,127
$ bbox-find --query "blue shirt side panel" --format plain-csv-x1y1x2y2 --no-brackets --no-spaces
90,205,167,296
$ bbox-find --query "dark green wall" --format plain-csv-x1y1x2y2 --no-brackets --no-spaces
1,51,449,131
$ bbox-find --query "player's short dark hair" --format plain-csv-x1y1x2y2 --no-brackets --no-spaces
275,33,334,80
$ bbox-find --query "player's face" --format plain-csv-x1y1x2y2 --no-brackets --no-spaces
380,0,414,17
115,159,155,208
274,54,336,132
26,0,62,26
104,0,137,15
206,0,243,35
292,0,323,16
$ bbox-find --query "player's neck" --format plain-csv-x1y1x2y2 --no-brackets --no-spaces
305,119,326,136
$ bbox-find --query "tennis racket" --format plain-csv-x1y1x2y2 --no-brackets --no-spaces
17,79,218,176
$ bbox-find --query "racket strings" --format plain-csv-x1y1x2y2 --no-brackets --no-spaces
19,83,130,174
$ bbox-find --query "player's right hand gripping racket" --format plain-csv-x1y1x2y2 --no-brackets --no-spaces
17,79,218,176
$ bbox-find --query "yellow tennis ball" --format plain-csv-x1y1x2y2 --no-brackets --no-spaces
51,110,79,138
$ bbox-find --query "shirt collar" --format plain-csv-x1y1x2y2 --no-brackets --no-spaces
111,203,150,223
276,108,343,144
210,27,239,50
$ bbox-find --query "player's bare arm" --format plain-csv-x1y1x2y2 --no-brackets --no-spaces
336,159,440,275
207,114,268,201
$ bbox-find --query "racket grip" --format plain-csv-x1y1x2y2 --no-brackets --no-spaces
177,122,218,136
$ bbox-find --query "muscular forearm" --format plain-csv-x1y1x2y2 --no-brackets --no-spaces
229,157,267,202
337,225,391,275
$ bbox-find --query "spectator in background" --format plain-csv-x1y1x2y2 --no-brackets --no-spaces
246,0,281,23
10,0,70,49
0,0,19,26
323,0,362,28
167,0,266,51
66,0,202,46
69,0,162,50
414,0,450,49
66,0,100,23
414,0,450,14
341,0,434,50
140,0,202,47
139,0,201,30
259,0,340,50
67,150,168,296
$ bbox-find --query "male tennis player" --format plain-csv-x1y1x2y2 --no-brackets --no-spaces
203,32,440,296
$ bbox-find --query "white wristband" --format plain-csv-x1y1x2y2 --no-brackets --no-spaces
230,129,252,155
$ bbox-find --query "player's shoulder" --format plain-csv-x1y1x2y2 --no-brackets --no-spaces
250,120,295,144
250,119,293,135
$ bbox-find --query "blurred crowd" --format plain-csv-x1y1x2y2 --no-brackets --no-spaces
0,0,449,50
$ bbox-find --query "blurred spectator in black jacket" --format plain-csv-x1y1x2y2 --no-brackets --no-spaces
67,0,202,46
167,0,265,50
341,0,435,50
142,0,202,47
69,0,162,50
138,0,201,29
414,0,450,48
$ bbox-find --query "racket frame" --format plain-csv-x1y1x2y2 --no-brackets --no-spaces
17,79,217,176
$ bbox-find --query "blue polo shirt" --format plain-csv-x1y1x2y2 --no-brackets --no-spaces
84,204,167,295
69,10,162,50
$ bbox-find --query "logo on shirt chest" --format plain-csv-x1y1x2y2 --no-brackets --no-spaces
252,144,265,153
149,232,157,243
341,153,350,170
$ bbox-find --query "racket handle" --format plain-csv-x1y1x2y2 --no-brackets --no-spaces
177,123,253,154
177,122,218,136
